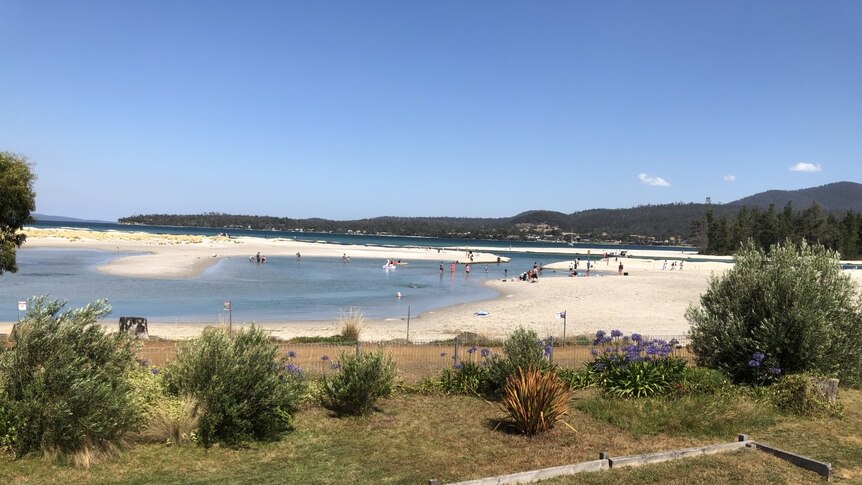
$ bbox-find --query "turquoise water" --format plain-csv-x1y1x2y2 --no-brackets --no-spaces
2,221,686,323
1,248,587,322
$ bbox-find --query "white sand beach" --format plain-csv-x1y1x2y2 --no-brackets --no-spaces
4,227,861,342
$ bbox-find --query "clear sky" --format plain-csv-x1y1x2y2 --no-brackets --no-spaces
2,1,860,221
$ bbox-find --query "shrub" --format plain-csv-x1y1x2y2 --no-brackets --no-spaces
498,367,570,436
321,350,396,416
586,330,687,398
0,298,137,463
770,374,843,417
486,327,553,395
338,307,363,342
687,240,862,386
440,353,492,395
556,367,594,390
163,326,305,447
676,367,732,396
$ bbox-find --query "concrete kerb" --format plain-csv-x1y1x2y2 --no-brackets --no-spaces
747,441,833,481
430,434,833,484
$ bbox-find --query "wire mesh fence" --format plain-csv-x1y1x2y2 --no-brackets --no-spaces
135,334,694,384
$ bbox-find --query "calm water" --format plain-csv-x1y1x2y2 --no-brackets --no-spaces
0,221,687,323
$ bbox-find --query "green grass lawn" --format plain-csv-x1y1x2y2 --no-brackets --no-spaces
1,389,859,484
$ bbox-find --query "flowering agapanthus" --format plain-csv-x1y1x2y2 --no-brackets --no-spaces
440,351,447,357
150,368,160,375
610,329,623,338
480,348,491,358
768,367,782,376
454,363,463,370
631,333,642,343
287,350,297,358
544,344,553,357
467,345,477,354
320,355,330,361
286,363,302,375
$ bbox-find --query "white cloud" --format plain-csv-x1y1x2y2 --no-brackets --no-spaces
723,175,736,182
638,173,670,187
789,162,822,173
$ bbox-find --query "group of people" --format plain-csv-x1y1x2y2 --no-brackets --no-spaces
661,260,683,270
249,252,267,263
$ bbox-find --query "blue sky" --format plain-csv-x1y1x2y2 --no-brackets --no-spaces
2,1,860,221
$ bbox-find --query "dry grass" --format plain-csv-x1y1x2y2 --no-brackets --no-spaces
1,390,859,483
338,307,364,342
138,396,202,446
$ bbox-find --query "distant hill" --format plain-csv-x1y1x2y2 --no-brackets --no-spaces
120,181,860,244
728,181,862,212
32,213,109,223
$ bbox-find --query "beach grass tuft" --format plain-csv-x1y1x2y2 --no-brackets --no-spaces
338,307,364,342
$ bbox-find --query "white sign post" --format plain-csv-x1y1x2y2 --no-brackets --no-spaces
17,300,27,324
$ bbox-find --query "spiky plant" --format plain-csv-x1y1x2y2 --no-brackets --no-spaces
338,307,364,342
499,367,571,436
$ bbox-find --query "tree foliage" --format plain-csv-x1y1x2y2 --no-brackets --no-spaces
0,297,137,459
0,152,37,274
163,326,304,447
687,240,862,386
695,202,862,258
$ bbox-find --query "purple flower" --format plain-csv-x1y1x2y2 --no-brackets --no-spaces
480,348,491,358
454,363,463,370
631,333,642,343
467,345,477,354
769,367,782,376
440,351,447,357
287,350,297,358
150,368,160,375
593,362,605,372
610,329,623,338
590,349,599,357
748,359,761,367
330,363,340,370
286,363,302,375
320,355,330,361
544,344,552,357
752,352,765,363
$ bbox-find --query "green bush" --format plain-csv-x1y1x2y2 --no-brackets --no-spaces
770,374,843,417
556,367,595,390
440,360,489,395
321,350,396,416
499,367,570,436
140,396,202,445
676,367,732,396
687,240,862,386
163,326,305,447
0,297,137,462
486,328,552,395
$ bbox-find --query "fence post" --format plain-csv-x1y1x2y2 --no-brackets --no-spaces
454,336,460,366
355,341,360,359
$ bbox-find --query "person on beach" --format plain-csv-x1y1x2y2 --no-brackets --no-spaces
439,262,444,272
618,262,624,275
662,260,667,270
504,268,508,279
465,264,471,275
679,261,684,270
256,252,261,263
450,262,456,273
296,252,301,260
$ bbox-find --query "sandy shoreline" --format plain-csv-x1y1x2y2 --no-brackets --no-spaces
4,227,861,342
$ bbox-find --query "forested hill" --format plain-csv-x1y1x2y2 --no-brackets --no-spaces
119,181,861,245
728,181,862,212
119,203,732,244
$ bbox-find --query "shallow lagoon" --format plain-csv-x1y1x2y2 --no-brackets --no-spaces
1,248,586,323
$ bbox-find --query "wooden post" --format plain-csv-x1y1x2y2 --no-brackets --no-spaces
406,306,411,343
454,336,460,366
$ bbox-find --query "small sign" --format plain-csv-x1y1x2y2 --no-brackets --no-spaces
223,301,231,311
18,301,27,312
556,310,566,319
